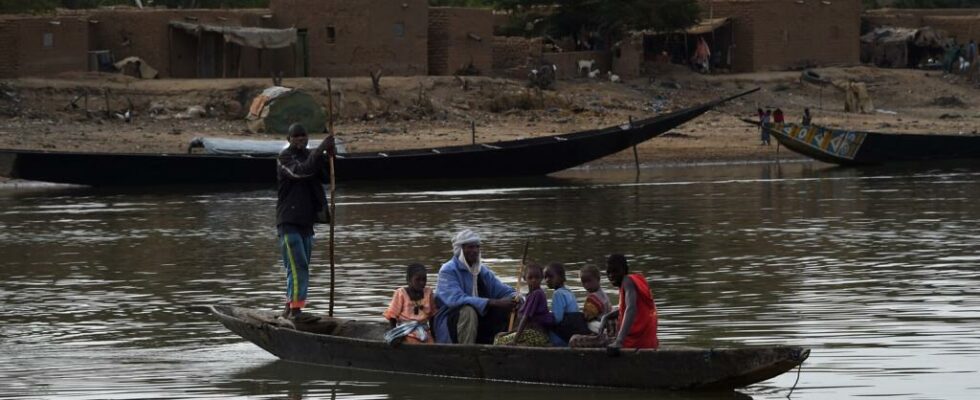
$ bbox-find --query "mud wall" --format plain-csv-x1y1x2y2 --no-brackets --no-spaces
0,16,89,78
428,7,493,76
272,0,428,78
703,0,861,72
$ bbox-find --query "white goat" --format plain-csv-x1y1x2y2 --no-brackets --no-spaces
607,71,621,83
587,69,600,79
577,59,595,76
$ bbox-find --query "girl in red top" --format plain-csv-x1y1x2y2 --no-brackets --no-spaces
605,254,659,351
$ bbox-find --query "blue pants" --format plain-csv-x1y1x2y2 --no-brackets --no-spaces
280,233,313,309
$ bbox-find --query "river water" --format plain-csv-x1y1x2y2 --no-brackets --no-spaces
1,161,979,399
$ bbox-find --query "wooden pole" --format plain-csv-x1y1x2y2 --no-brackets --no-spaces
629,116,639,175
507,240,530,331
471,120,476,144
327,77,337,317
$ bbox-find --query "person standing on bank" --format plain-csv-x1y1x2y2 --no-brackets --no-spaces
276,123,335,322
433,229,518,344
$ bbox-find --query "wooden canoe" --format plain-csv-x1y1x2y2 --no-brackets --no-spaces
764,122,980,165
208,305,809,390
0,89,758,186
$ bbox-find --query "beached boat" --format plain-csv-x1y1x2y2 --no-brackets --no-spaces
208,305,809,390
764,122,980,165
0,89,757,186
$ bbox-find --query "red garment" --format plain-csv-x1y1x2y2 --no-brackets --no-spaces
618,273,659,349
773,110,785,123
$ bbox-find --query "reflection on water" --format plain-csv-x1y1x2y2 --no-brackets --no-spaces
1,162,979,399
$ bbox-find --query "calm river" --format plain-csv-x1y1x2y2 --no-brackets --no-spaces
1,161,979,399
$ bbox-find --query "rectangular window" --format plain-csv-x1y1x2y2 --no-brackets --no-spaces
393,22,405,38
326,26,336,43
43,32,54,48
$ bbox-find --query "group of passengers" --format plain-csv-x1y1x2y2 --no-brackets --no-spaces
381,229,659,352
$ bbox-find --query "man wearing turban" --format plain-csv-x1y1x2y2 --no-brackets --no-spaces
433,229,517,344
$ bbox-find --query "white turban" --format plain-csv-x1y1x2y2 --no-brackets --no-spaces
452,229,482,295
452,229,482,258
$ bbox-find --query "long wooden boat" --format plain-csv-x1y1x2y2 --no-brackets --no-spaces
208,305,809,390
0,89,757,186
764,122,980,165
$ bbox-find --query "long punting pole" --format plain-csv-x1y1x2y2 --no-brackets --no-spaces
507,240,530,331
327,78,337,317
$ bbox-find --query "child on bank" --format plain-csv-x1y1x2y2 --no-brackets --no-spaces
383,263,438,344
494,263,554,346
580,265,612,334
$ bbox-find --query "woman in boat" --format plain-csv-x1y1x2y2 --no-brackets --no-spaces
494,264,554,346
605,254,659,352
433,229,517,344
383,263,438,344
545,262,589,346
802,108,812,126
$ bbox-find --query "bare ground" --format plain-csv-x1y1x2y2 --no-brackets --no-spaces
1,65,978,181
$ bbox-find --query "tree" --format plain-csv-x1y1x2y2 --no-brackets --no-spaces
497,0,700,43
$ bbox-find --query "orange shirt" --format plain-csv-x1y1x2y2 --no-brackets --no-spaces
618,274,659,349
383,287,438,343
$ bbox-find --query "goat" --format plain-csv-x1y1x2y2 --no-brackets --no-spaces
587,69,600,79
577,59,595,77
607,71,620,83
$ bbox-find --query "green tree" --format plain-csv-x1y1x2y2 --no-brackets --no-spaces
497,0,699,42
0,0,60,13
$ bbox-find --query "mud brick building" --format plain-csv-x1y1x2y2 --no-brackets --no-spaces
700,0,862,72
427,7,493,76
864,9,980,44
271,0,429,77
0,15,89,78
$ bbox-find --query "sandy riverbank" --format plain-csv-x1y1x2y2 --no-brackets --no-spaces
1,65,978,183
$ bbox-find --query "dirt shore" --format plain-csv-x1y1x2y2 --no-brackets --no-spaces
2,65,978,180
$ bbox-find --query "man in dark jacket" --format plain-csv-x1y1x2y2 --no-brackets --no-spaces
277,123,335,321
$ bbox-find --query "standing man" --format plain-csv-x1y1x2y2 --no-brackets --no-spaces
277,123,335,322
433,229,517,344
605,254,659,352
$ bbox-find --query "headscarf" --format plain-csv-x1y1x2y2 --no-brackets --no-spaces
452,229,482,296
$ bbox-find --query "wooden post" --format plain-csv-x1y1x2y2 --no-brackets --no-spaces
326,77,337,317
629,116,639,175
103,88,110,118
471,120,476,144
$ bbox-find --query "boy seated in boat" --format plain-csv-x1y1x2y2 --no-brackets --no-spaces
579,265,612,334
545,262,590,346
494,263,554,346
383,263,438,344
570,254,659,352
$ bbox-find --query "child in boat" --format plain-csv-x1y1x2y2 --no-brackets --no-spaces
545,262,589,345
580,265,612,334
494,263,554,346
383,263,438,344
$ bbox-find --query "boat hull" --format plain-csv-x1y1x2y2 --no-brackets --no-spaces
768,123,980,165
210,305,809,390
0,90,757,186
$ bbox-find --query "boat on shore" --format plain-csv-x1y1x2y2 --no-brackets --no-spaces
0,89,757,187
763,122,980,165
207,305,809,390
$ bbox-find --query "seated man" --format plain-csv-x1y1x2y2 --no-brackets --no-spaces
606,254,659,351
433,229,517,344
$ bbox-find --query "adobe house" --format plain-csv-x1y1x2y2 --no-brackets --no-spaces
0,15,89,78
864,8,980,45
698,0,862,72
428,7,493,76
86,8,283,79
271,0,429,77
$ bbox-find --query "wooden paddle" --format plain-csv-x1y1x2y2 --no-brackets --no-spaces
326,78,337,317
507,240,530,331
